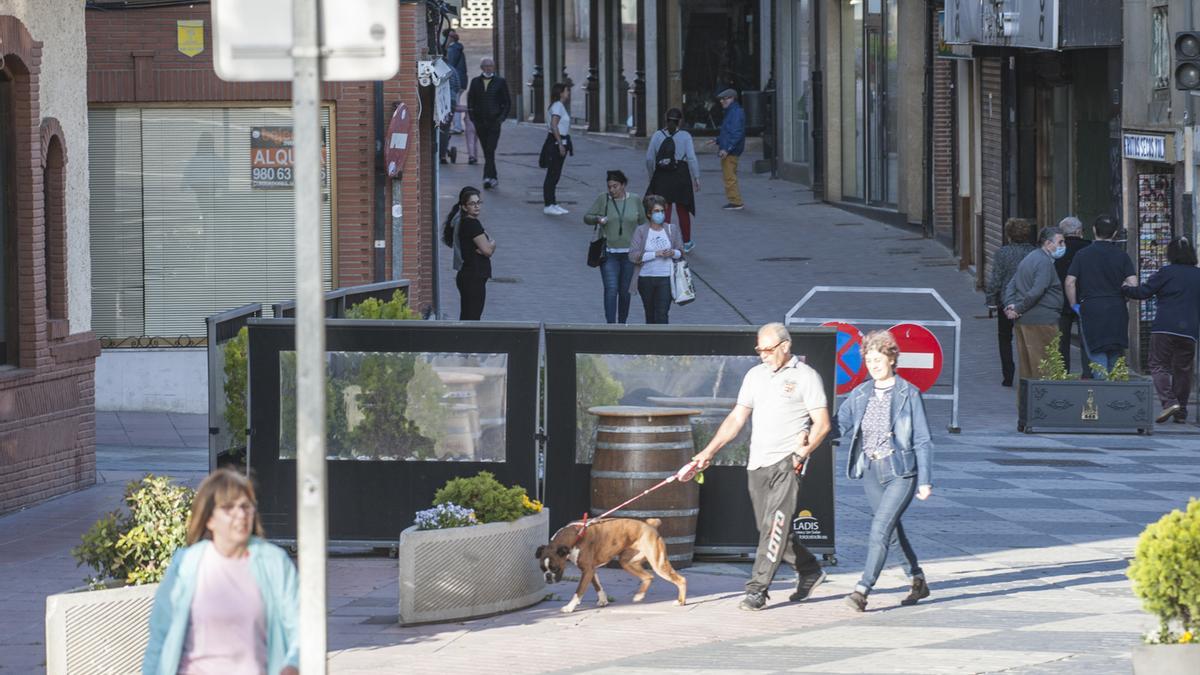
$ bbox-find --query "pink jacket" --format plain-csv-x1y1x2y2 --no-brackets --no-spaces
627,222,686,294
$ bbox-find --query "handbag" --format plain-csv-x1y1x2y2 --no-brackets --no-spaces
670,259,696,305
587,224,607,268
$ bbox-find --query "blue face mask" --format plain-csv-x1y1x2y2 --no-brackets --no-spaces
1051,244,1066,259
651,212,666,225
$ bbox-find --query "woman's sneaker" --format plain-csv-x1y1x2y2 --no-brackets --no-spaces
846,590,867,612
1157,404,1182,423
553,204,569,215
543,205,561,216
900,577,930,606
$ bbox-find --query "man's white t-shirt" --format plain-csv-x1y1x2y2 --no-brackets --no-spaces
548,101,571,136
736,356,828,470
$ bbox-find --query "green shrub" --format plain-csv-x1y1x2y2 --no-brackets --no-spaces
1036,333,1069,381
1127,499,1200,643
72,475,194,588
222,327,249,454
345,289,421,320
433,471,532,524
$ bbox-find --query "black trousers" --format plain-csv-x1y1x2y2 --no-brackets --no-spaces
746,456,822,594
637,276,672,324
1149,333,1196,412
997,312,1016,385
543,144,566,206
456,271,487,320
1057,311,1090,378
476,123,501,180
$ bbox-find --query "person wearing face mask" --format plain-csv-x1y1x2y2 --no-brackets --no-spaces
466,57,511,189
583,170,647,323
628,194,685,324
1064,215,1137,379
1003,226,1066,383
645,108,700,251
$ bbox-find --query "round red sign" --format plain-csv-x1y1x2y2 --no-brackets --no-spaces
821,321,868,395
887,322,944,392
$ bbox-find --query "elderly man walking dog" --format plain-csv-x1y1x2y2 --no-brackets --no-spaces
692,323,831,611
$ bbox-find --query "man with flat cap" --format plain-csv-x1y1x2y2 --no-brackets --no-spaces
709,88,745,210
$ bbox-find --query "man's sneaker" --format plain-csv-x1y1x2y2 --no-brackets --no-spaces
722,203,744,210
738,590,769,611
543,205,561,216
683,241,695,253
1156,404,1182,423
789,569,826,602
900,577,930,606
845,590,867,612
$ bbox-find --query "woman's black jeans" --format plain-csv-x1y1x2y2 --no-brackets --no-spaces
637,276,672,324
456,271,487,320
543,143,567,206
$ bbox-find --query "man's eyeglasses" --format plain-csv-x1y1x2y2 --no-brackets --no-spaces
754,340,787,354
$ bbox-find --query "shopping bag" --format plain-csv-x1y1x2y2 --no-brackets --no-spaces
670,260,696,305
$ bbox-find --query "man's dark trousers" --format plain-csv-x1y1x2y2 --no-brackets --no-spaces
746,455,821,594
476,122,501,181
1057,311,1091,378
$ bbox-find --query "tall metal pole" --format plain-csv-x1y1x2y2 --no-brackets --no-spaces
291,0,327,671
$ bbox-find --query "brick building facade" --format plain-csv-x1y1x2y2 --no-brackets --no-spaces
0,4,100,514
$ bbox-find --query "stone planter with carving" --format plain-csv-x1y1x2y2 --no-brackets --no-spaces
1017,378,1154,434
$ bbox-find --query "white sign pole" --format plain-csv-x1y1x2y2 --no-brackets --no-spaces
291,0,328,670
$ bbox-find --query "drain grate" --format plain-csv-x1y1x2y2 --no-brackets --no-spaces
886,248,923,255
834,222,864,227
758,256,812,262
490,277,520,284
987,458,1102,468
1000,447,1103,454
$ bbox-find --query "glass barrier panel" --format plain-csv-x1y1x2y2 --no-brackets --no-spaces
279,351,508,461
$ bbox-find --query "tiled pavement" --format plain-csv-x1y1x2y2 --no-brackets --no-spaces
3,121,1198,673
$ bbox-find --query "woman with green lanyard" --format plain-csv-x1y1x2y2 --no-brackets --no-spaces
583,170,647,323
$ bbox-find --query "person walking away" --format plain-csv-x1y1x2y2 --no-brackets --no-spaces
1065,215,1137,379
1054,216,1091,377
583,170,646,323
692,323,831,611
645,108,700,251
466,58,510,189
143,469,299,675
541,82,573,215
836,331,934,612
441,186,495,320
444,29,468,134
1123,237,1200,423
629,195,684,324
986,218,1036,386
709,88,745,210
1003,226,1066,382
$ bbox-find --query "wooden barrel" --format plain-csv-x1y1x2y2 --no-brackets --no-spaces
436,371,484,460
588,406,701,568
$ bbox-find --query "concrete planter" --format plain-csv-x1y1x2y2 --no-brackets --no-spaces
1017,378,1154,434
45,582,159,675
1132,643,1200,674
398,509,548,625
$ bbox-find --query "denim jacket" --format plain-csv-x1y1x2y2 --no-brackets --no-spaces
142,537,299,675
835,376,934,486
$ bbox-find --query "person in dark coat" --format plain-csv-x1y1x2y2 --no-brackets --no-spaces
645,108,700,251
441,186,495,320
1054,216,1091,377
467,58,510,189
1065,215,1137,379
439,30,467,165
986,218,1036,386
1123,237,1200,423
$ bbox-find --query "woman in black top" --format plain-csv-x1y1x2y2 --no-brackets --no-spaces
441,186,495,320
1123,237,1200,423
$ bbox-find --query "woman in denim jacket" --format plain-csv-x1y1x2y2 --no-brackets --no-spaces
836,330,934,611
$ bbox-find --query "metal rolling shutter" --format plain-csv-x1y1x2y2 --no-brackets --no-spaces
89,108,146,338
980,58,1005,286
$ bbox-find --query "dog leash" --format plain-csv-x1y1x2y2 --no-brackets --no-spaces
572,460,703,546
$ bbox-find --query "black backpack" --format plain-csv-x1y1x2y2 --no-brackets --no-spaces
655,130,681,172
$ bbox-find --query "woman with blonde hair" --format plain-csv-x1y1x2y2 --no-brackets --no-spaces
835,330,934,612
143,469,299,675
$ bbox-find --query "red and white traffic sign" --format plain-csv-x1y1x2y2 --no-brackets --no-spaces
821,321,868,395
887,322,943,392
385,102,412,177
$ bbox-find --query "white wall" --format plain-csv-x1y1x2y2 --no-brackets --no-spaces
95,349,208,414
0,0,92,333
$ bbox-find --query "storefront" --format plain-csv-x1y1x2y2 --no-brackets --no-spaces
775,0,816,184
839,0,899,206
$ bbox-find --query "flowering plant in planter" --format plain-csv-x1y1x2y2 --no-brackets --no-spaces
1127,499,1200,644
414,503,478,530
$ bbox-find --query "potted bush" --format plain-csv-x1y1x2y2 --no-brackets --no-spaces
1017,333,1154,434
218,326,249,469
46,475,194,674
398,471,548,624
1127,500,1200,674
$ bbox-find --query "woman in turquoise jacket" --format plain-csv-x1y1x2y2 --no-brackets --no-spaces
143,469,299,675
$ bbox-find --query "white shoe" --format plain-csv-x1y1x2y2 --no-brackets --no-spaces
543,205,561,216
553,204,570,215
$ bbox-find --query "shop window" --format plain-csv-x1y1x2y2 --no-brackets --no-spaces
1152,7,1170,90
88,106,335,340
0,73,17,366
44,134,67,322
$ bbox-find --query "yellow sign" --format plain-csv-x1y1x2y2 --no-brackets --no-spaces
177,20,204,58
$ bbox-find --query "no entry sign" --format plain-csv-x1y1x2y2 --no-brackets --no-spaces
888,322,943,392
822,322,867,395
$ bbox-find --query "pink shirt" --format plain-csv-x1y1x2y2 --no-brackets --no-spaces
178,546,267,675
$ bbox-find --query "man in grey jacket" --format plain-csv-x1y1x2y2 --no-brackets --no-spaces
1003,226,1066,381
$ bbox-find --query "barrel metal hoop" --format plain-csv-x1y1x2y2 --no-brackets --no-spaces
589,507,700,518
596,425,693,434
594,441,694,451
667,553,694,562
591,470,676,479
662,535,697,545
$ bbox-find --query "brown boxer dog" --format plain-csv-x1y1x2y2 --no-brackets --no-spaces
535,517,687,613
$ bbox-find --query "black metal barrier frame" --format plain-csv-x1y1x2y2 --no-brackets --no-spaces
272,279,411,319
206,303,264,471
247,319,540,543
543,325,838,558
